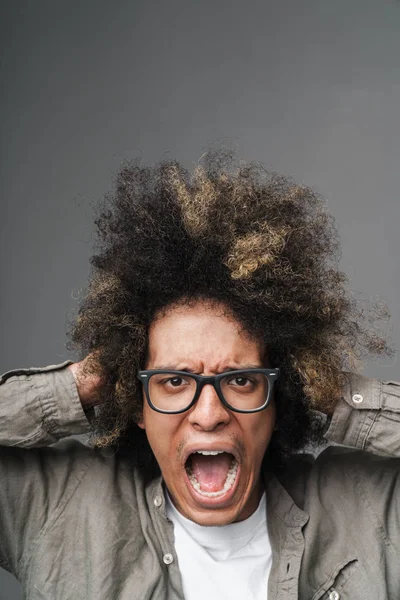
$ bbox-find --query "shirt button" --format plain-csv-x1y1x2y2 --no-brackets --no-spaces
154,495,163,507
352,393,363,404
163,553,174,565
329,590,340,600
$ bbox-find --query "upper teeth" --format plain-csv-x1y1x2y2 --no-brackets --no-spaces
195,450,224,455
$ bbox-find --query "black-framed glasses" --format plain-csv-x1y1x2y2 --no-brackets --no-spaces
137,368,280,414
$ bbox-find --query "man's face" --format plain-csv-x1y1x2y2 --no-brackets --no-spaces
138,301,276,526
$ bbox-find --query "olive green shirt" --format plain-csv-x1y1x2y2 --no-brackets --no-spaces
0,362,399,599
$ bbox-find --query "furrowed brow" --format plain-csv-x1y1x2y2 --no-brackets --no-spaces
152,365,197,372
152,364,263,372
220,364,264,372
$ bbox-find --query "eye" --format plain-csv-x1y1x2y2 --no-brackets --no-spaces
169,377,184,387
162,376,190,388
228,376,252,387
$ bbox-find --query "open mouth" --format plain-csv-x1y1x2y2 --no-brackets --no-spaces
184,451,239,498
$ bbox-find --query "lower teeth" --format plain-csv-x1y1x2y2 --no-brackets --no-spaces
186,459,238,497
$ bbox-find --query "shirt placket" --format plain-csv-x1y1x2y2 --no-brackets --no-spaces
148,482,186,600
266,475,309,600
274,521,307,600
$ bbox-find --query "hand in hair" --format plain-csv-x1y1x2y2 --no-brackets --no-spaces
68,356,104,410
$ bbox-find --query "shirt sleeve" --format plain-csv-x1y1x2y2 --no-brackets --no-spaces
324,373,400,457
0,362,94,447
0,363,96,575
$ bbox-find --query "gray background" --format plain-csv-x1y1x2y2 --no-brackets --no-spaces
1,0,400,597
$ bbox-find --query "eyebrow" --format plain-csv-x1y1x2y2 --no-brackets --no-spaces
152,364,264,372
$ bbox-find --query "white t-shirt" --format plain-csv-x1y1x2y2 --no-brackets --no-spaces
166,491,272,600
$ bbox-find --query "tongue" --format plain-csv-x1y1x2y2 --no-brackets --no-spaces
190,453,233,492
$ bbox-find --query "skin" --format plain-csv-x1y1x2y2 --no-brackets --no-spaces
138,300,276,526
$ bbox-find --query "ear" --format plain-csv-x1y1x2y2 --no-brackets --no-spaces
137,389,146,429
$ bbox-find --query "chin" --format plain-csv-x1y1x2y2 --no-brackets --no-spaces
172,481,255,526
183,503,241,527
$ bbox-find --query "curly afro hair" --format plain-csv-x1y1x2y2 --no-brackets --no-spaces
69,149,392,474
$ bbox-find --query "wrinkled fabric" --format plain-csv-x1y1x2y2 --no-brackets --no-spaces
0,363,399,599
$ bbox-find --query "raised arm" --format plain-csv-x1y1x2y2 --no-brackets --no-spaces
0,361,102,575
0,360,101,447
325,372,400,456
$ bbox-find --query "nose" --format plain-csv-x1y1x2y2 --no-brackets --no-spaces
187,383,231,431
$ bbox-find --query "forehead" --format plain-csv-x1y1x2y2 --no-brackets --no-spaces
147,301,265,367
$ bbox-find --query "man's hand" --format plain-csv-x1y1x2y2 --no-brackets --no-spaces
67,357,104,410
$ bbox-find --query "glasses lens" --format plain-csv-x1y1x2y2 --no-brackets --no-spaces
220,372,269,411
148,373,197,412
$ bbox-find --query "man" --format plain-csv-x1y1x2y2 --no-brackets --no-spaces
1,150,399,599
